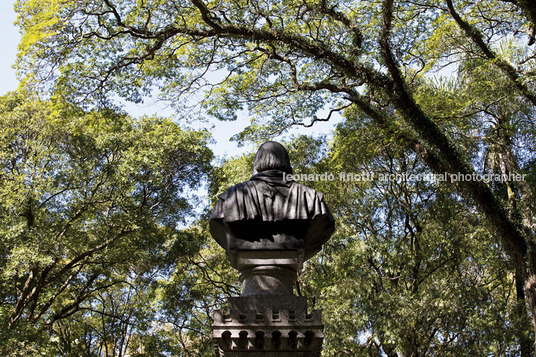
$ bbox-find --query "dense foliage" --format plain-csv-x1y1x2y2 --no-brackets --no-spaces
0,93,217,355
5,0,536,355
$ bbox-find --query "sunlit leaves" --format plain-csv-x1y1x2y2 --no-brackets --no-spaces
0,92,213,355
297,115,531,355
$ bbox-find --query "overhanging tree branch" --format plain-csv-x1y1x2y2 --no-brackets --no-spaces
380,0,528,264
446,0,536,108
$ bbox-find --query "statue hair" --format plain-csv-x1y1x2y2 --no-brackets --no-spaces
253,141,293,174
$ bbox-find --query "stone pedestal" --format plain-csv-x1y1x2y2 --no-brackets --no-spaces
232,250,304,296
213,296,323,356
213,250,324,356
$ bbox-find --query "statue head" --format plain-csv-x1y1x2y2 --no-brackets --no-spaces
253,141,293,175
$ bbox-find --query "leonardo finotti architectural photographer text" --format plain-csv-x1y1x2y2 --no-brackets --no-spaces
284,172,526,183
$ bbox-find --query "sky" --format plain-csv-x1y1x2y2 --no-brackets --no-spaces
0,1,253,157
0,2,20,94
0,2,338,160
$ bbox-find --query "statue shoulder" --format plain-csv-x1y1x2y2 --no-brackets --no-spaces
211,180,263,221
216,180,256,200
288,181,325,200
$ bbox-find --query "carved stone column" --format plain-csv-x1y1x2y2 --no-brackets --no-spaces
213,296,323,356
213,250,324,356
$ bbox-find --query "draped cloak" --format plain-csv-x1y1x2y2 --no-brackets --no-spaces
209,170,335,260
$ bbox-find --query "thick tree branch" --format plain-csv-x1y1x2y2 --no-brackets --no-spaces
312,0,363,49
446,0,536,107
88,0,392,95
32,263,85,323
9,269,36,329
190,0,224,31
380,0,528,266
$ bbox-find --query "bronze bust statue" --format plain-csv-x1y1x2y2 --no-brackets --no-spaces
209,141,335,266
210,141,332,354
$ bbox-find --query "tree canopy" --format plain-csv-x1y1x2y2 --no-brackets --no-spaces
0,92,216,355
7,0,536,355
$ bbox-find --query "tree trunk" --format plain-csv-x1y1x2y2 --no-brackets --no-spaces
514,262,533,357
525,274,536,354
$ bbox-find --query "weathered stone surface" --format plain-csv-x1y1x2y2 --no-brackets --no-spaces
234,250,304,296
213,296,323,357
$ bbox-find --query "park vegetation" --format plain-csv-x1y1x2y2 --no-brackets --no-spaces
1,0,536,355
